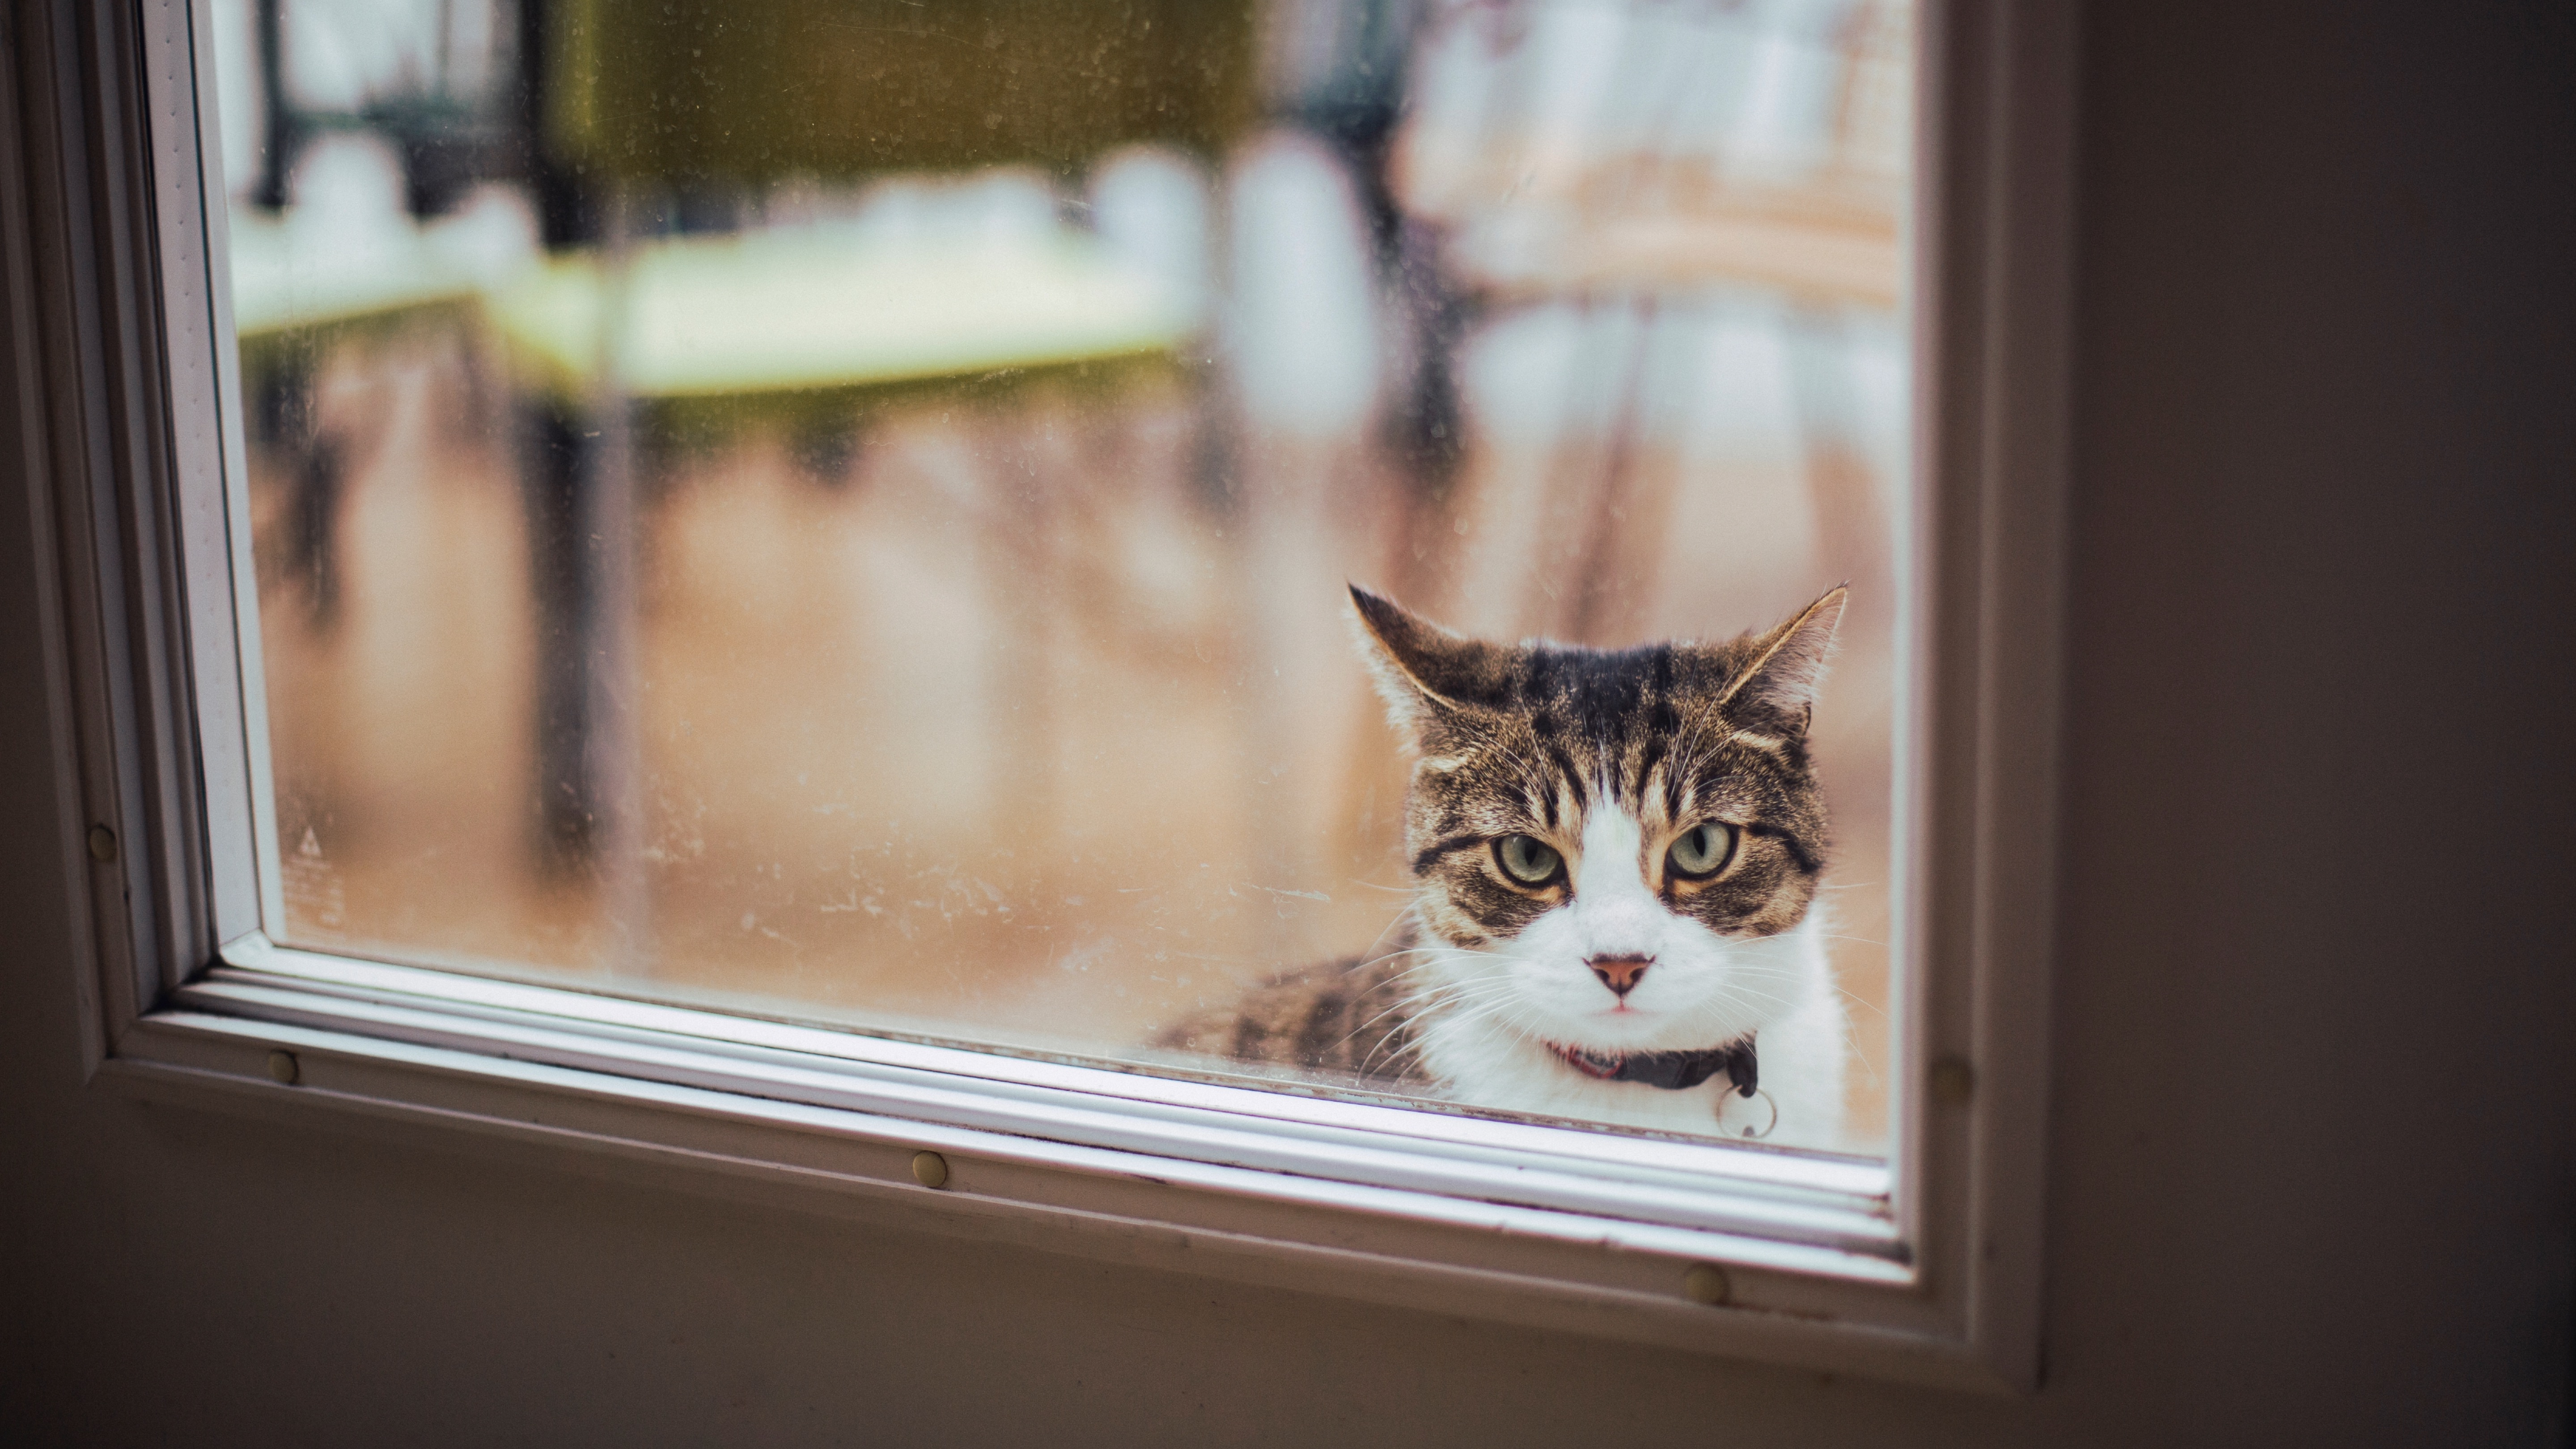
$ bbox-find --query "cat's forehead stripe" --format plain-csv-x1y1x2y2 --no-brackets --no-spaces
1634,735,1671,802
1536,645,1661,726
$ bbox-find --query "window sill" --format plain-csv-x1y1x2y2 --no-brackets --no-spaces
98,932,2021,1391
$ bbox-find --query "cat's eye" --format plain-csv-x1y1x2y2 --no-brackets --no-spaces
1493,835,1563,886
1667,822,1739,880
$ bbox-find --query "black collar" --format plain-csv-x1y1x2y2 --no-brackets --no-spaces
1548,1036,1758,1095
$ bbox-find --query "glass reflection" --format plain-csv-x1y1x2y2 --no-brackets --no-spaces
218,0,1910,1151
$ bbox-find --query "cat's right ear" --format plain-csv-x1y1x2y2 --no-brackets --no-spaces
1715,584,1848,729
1347,585,1503,734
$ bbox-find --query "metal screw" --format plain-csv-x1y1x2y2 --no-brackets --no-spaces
266,1050,300,1085
1682,1263,1731,1306
911,1151,949,1189
1669,1258,1731,1305
86,825,117,863
1930,1056,1976,1107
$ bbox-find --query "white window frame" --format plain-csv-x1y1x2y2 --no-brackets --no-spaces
8,0,2072,1394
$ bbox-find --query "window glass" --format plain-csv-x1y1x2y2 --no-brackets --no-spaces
214,0,1910,1153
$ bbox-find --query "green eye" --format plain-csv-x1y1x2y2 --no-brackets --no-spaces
1668,822,1738,879
1493,835,1563,886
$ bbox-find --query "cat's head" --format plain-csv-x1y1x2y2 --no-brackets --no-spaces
1351,584,1845,1059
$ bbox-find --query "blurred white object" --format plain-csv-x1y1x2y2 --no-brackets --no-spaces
847,179,932,246
1392,0,1906,304
1457,301,1591,449
209,0,261,200
1226,132,1381,440
1387,10,1489,219
295,131,410,241
1685,294,1808,467
230,136,536,335
841,169,1063,254
1723,0,1849,180
958,169,1063,253
1512,2,1633,203
486,220,1195,400
1838,310,1908,496
284,0,500,111
230,133,442,335
285,0,432,110
1090,147,1216,335
426,184,541,290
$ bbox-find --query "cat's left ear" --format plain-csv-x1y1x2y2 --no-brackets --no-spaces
1717,585,1848,730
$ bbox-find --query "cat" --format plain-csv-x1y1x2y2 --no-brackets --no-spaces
1160,584,1852,1147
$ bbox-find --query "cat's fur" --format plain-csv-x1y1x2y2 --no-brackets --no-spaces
1161,585,1851,1146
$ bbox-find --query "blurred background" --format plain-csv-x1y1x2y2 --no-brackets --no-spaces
212,0,1910,1148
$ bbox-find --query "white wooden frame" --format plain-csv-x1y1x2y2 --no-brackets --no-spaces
2,0,2072,1394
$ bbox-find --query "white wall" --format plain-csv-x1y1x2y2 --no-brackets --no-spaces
4,2,2571,1443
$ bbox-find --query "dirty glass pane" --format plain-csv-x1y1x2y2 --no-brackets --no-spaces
212,0,1911,1153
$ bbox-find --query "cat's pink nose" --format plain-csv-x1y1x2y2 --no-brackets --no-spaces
1588,954,1652,997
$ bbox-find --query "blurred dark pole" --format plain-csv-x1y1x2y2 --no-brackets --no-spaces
516,0,595,248
1273,0,1468,492
246,0,347,636
519,371,641,926
520,397,598,873
1385,219,1474,496
284,428,347,628
513,0,631,908
250,0,298,209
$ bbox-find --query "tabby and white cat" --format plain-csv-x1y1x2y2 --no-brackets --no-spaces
1163,585,1852,1146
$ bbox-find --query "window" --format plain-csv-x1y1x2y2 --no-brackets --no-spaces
28,0,2070,1390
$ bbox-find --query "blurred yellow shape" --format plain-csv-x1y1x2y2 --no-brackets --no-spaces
487,226,1194,399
